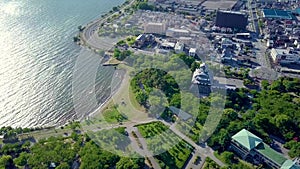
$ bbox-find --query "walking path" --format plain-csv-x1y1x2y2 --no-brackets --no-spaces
160,121,225,167
126,126,162,169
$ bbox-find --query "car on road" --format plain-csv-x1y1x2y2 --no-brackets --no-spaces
194,156,201,165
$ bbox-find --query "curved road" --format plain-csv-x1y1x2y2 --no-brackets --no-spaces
81,0,136,50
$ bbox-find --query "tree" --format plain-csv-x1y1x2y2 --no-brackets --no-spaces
0,155,13,169
261,80,270,90
138,2,154,10
22,141,31,150
284,140,300,158
191,62,200,72
220,151,234,164
116,158,143,169
113,6,119,12
71,132,79,141
14,152,30,166
70,121,80,130
56,162,70,169
135,91,148,106
113,48,131,61
270,80,284,92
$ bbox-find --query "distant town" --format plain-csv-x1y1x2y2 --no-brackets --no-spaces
1,0,300,169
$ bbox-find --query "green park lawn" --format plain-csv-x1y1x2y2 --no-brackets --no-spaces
136,121,193,169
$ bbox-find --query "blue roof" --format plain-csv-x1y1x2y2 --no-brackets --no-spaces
262,9,294,20
295,8,300,15
232,129,263,151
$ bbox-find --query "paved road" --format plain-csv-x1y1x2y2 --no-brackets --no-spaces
128,126,161,169
81,0,135,50
248,0,260,36
185,151,205,169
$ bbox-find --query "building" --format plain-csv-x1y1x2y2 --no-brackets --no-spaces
215,10,248,30
281,160,300,169
135,34,147,47
231,129,291,169
144,22,166,35
178,37,193,45
270,48,300,64
267,40,274,48
160,41,175,50
221,38,234,49
169,106,192,121
176,7,199,16
135,34,155,48
189,48,197,57
262,9,295,20
191,63,211,95
236,33,251,39
166,28,190,37
256,0,276,3
174,42,184,53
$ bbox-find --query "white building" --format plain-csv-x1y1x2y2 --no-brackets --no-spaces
144,22,166,35
174,42,184,53
178,37,193,45
267,40,274,48
189,48,197,57
166,28,190,37
270,48,300,64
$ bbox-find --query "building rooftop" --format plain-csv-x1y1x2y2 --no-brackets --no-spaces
147,22,165,26
136,34,146,41
169,106,192,121
262,9,294,20
232,129,263,151
272,48,288,55
161,41,175,48
219,10,244,15
256,143,287,166
174,42,184,51
281,160,300,169
167,28,189,33
189,48,197,53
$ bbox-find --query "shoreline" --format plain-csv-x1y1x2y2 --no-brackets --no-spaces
53,0,136,129
72,0,137,123
78,0,136,52
0,0,135,130
86,69,126,119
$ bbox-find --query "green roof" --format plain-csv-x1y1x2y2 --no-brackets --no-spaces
281,160,300,169
256,143,287,166
232,129,263,151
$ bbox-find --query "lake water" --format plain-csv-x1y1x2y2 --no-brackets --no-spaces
0,0,124,127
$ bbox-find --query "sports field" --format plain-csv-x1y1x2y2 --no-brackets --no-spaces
262,9,294,20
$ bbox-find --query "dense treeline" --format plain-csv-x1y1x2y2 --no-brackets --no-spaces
206,77,300,158
131,68,179,107
0,126,44,142
129,53,200,119
0,129,145,169
113,48,132,61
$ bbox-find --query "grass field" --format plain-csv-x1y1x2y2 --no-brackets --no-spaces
136,121,193,169
88,127,136,156
102,105,128,123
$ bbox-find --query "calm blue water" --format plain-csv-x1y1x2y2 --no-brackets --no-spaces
0,0,124,127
